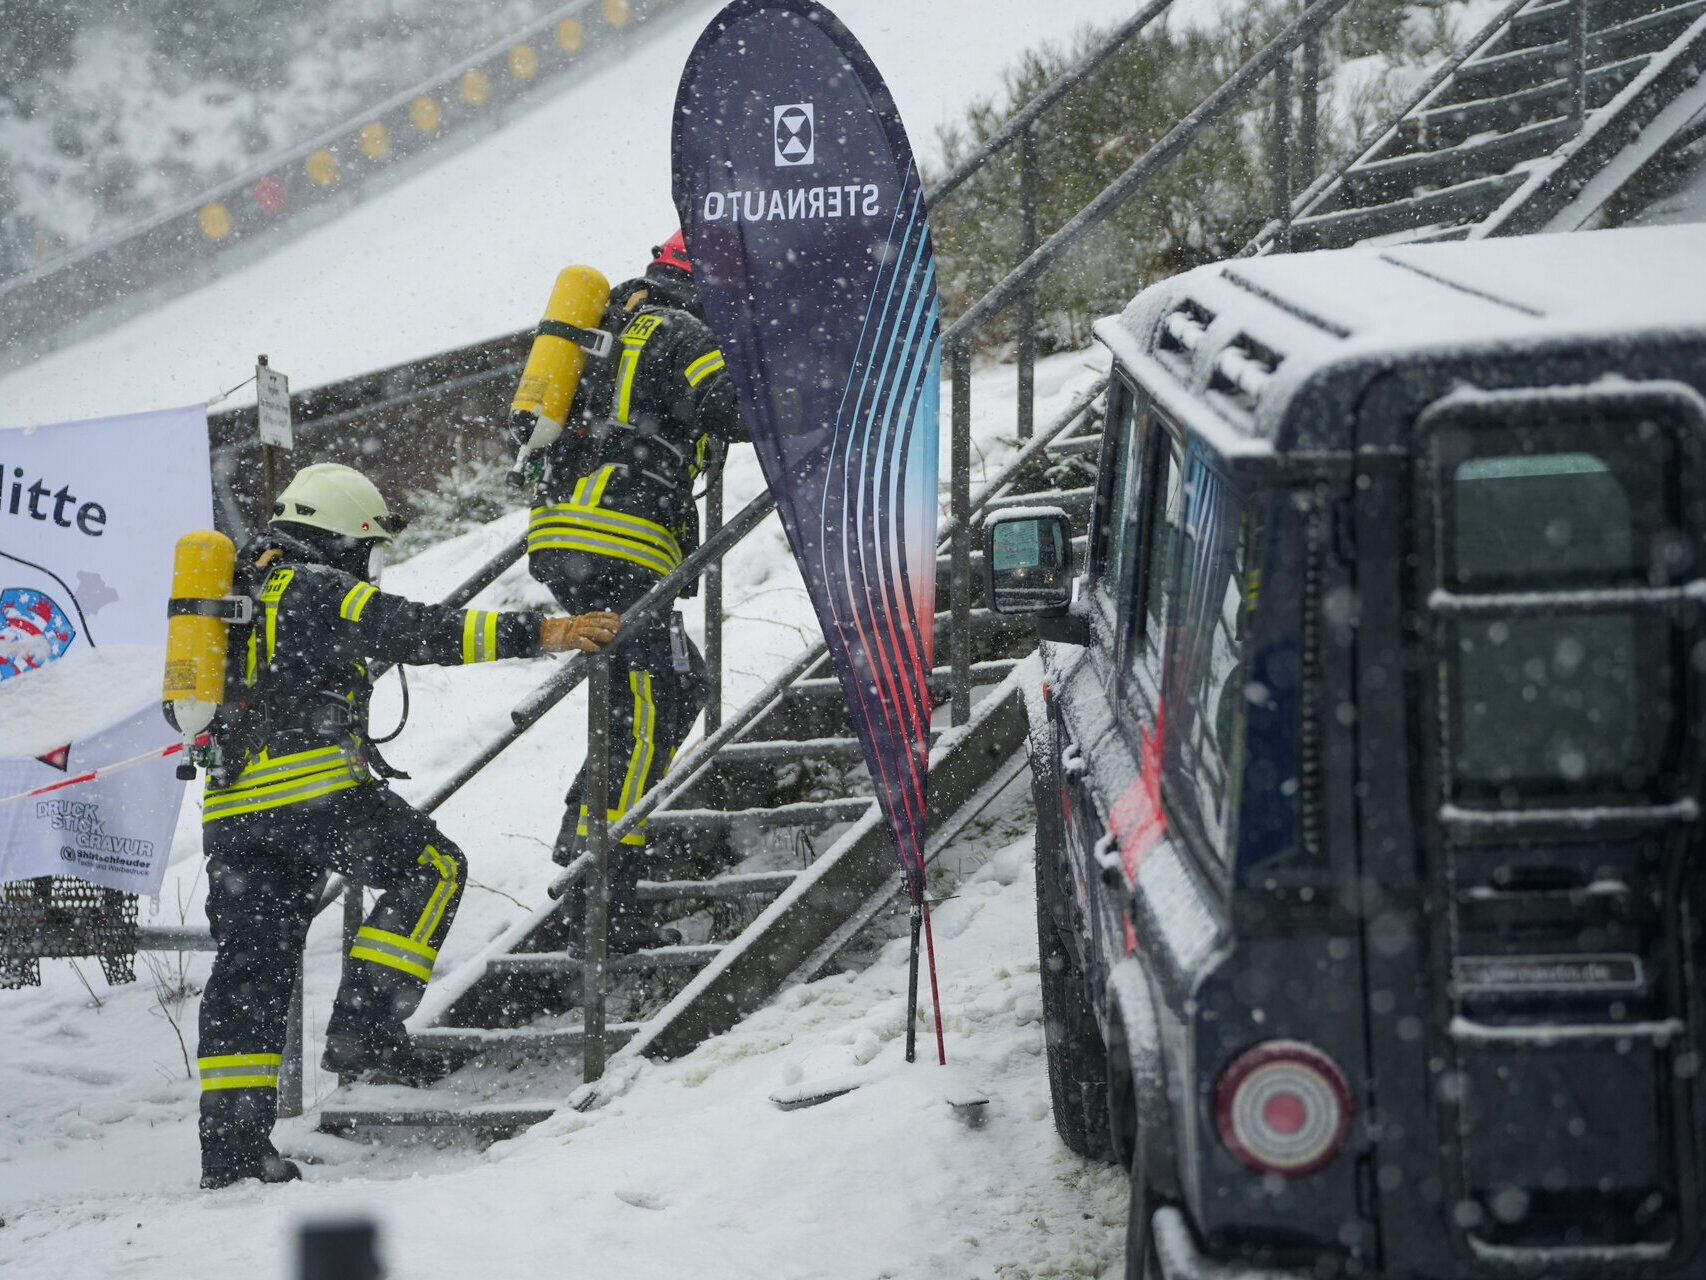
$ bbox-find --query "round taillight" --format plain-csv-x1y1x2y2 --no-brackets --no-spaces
1215,1040,1352,1176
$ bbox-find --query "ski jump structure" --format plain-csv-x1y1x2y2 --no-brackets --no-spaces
114,0,1706,1138
0,0,710,378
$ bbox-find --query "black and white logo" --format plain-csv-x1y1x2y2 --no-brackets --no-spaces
774,103,814,166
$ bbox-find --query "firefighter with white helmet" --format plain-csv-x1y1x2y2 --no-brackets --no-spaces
194,461,618,1189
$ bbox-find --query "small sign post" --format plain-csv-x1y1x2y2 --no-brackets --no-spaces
255,354,293,511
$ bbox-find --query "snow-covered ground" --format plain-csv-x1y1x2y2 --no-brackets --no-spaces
0,5,1133,1271
0,342,1114,1278
0,825,1133,1280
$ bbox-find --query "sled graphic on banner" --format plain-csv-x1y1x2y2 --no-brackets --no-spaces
673,0,945,1062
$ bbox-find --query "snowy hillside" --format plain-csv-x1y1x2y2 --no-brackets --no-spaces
0,0,1141,427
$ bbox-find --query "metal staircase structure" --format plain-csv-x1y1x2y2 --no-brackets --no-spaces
312,0,1388,1145
1247,0,1706,253
286,0,1706,1144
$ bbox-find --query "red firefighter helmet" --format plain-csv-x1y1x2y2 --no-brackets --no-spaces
650,229,692,275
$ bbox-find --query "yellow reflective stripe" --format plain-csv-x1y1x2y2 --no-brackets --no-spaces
529,506,682,561
615,346,641,423
684,350,725,386
410,846,460,945
199,1052,283,1068
219,745,348,787
340,581,378,622
577,807,648,846
198,1052,281,1091
202,772,360,822
461,610,501,664
525,530,678,576
619,670,655,818
532,500,680,549
245,629,258,685
350,926,436,982
203,746,364,822
581,464,618,506
259,568,292,663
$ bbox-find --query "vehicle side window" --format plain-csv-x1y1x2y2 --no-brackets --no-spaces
1130,430,1186,686
1094,382,1142,603
1167,459,1256,860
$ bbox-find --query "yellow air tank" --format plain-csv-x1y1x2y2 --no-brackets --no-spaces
508,264,611,484
163,529,238,775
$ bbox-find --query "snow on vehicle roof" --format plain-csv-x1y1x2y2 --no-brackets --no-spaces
1096,224,1706,453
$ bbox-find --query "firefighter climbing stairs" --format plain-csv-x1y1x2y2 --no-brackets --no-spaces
1270,0,1706,250
314,386,1107,1145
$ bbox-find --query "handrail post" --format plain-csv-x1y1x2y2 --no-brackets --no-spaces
950,339,973,727
1273,48,1293,254
1016,124,1039,442
277,962,304,1116
1300,28,1320,187
703,444,724,734
582,653,611,1083
1568,0,1588,134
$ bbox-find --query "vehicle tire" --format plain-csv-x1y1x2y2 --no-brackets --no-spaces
1035,835,1116,1162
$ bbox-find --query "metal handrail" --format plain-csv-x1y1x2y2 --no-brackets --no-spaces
941,0,1354,348
418,486,776,815
923,0,1176,209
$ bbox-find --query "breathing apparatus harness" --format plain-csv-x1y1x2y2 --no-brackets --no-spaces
203,529,407,789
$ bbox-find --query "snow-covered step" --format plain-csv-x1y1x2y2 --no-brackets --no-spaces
1341,117,1573,205
316,1103,557,1147
636,870,802,901
488,944,724,978
1404,54,1647,150
1448,1,1703,102
1505,0,1680,48
1292,171,1524,252
409,1022,642,1068
645,802,872,860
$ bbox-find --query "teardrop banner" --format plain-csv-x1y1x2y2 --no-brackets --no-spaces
672,0,944,1060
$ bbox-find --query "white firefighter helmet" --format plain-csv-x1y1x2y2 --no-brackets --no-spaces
271,463,405,542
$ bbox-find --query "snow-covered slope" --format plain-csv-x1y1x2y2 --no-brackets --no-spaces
0,0,1138,427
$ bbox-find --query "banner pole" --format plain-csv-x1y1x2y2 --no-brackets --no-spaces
905,900,922,1064
923,897,946,1065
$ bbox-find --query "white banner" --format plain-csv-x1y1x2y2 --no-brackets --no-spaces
0,404,213,893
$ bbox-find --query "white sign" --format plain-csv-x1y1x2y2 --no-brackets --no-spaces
256,364,293,450
0,404,213,893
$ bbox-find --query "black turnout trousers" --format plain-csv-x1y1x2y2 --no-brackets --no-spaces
196,783,466,1170
531,550,706,875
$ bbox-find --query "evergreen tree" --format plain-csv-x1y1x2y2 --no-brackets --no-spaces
926,0,1455,353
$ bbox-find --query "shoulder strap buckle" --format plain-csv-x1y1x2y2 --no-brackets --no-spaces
167,595,254,624
537,318,614,360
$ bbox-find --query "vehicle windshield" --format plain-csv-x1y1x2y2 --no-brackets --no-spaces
1437,414,1687,804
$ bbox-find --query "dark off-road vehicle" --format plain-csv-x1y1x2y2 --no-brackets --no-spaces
986,225,1706,1279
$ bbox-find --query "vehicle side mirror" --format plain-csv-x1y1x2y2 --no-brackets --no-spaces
983,508,1074,616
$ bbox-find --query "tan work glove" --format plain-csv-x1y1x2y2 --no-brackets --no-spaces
539,611,621,653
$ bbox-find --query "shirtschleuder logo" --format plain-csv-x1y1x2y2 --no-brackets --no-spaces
774,103,814,166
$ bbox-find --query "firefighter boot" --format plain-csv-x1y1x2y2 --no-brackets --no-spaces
201,1142,302,1190
321,1028,454,1088
607,846,682,954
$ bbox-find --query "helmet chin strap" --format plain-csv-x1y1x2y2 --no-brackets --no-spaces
366,542,386,585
